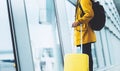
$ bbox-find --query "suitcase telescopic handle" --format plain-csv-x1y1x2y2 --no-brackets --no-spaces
72,24,83,54
80,24,83,54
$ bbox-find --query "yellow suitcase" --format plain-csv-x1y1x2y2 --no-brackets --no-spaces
64,24,89,71
64,53,89,71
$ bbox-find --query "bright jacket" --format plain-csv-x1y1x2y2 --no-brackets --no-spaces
74,0,96,46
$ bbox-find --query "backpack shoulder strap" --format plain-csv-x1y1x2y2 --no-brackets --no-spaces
77,1,85,17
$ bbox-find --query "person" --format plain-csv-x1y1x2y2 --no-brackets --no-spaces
72,0,96,71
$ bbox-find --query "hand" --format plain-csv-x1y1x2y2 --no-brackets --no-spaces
72,21,81,27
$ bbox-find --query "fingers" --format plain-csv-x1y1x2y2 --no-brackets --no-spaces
72,22,80,27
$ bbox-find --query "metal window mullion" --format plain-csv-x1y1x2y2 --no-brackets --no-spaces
9,0,35,71
6,0,21,71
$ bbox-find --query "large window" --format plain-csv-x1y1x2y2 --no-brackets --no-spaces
24,0,63,71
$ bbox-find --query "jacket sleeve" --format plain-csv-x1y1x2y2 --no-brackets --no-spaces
77,0,94,24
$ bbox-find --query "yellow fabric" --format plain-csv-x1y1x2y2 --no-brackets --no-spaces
74,0,96,46
64,54,89,71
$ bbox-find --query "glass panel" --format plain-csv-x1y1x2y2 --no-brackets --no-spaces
24,0,63,71
92,44,98,69
0,0,16,71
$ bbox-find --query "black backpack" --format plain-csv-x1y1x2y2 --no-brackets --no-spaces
78,1,106,31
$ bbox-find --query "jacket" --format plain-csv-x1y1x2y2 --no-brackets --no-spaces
74,0,96,46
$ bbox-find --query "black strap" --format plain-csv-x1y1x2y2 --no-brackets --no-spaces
75,0,85,32
75,0,85,17
78,1,85,17
76,0,94,17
